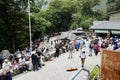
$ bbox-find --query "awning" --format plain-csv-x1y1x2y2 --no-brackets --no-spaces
112,31,120,34
94,30,109,33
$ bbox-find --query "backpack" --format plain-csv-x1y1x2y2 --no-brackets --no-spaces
69,44,74,50
89,43,93,48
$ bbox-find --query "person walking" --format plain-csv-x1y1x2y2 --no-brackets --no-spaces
80,49,86,67
68,42,74,59
94,42,100,56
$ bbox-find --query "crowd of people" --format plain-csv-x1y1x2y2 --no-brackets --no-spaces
0,35,120,80
53,36,120,68
0,37,60,80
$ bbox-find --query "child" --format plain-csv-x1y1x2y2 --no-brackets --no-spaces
80,49,86,67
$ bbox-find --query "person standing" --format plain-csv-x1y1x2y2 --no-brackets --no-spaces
68,42,74,59
80,49,86,67
54,43,60,58
85,39,90,54
113,37,118,50
89,40,94,56
31,53,38,71
36,50,42,68
75,39,80,51
94,42,100,56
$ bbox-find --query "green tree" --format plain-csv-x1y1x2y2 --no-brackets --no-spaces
0,0,47,51
32,12,51,39
107,0,120,12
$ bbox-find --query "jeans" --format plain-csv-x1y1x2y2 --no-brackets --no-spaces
32,60,38,71
37,58,42,68
5,72,12,80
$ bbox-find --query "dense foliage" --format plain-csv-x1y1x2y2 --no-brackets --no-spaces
0,0,46,51
0,0,120,52
107,0,120,12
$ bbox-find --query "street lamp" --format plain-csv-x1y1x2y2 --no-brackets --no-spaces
28,0,32,54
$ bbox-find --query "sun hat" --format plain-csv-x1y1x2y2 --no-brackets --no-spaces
4,59,8,62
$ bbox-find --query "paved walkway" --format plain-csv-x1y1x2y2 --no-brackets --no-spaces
13,50,101,80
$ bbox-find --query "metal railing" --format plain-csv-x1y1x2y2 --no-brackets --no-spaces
90,64,100,79
70,64,100,80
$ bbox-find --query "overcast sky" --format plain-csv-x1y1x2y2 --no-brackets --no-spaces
42,0,51,9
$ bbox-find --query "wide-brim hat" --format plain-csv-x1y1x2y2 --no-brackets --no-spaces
4,59,8,62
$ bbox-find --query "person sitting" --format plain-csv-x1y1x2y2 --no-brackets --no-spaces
19,56,28,73
43,48,50,61
12,59,19,75
2,59,13,80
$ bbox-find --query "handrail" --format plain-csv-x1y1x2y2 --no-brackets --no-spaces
90,64,100,79
70,64,100,80
70,68,90,80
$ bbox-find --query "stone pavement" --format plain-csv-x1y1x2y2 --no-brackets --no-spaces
13,50,101,80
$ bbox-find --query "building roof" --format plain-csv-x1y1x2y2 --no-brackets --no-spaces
108,10,120,16
93,21,108,26
90,21,120,30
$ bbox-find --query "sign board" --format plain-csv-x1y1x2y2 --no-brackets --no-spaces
101,50,120,80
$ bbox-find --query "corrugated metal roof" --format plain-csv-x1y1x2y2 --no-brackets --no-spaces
90,21,120,30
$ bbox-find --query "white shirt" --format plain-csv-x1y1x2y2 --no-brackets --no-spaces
2,62,12,72
17,53,22,58
107,45,114,50
19,58,25,65
85,40,90,48
80,52,86,58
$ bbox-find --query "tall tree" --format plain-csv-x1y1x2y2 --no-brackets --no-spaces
107,0,120,12
0,0,47,51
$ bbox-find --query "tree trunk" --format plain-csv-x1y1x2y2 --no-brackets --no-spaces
11,26,16,51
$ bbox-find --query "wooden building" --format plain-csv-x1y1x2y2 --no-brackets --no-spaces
90,11,120,38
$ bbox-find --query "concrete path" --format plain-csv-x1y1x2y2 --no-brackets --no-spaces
13,50,101,80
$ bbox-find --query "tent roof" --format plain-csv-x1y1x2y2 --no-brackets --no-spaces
90,21,120,30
